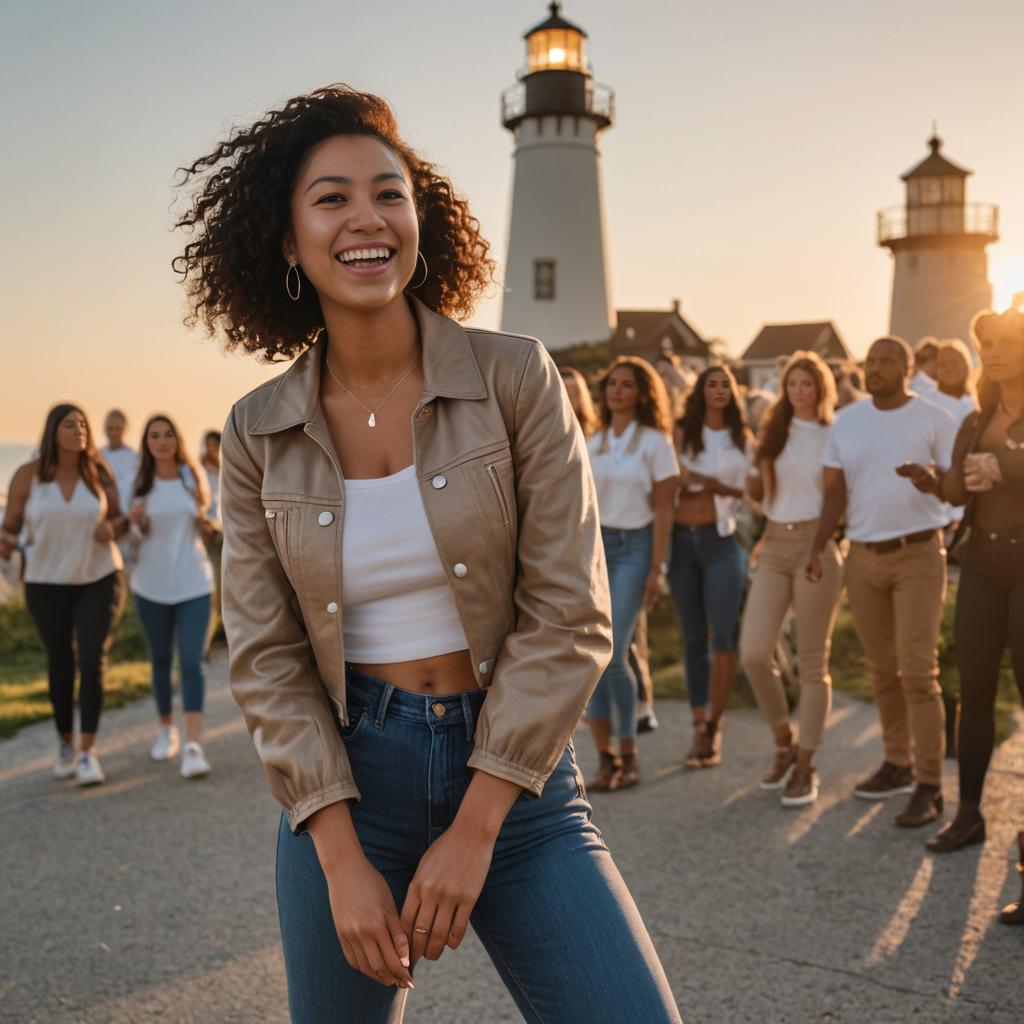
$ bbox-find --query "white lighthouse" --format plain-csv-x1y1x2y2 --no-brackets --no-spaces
499,2,614,350
877,133,998,348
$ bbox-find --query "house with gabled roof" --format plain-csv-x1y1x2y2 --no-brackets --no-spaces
609,299,714,369
741,321,851,391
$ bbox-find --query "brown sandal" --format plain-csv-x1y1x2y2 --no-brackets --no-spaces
588,751,622,792
613,752,640,790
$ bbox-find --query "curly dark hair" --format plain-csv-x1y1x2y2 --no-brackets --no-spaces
172,85,496,361
679,364,749,457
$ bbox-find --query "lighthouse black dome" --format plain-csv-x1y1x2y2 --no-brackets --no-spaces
524,2,587,39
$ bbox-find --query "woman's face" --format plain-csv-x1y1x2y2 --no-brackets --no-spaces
286,135,420,316
786,368,818,415
604,366,640,416
936,348,968,389
703,370,733,411
146,420,179,462
57,411,89,454
976,324,1024,385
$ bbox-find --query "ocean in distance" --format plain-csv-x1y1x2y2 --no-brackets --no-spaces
0,444,35,500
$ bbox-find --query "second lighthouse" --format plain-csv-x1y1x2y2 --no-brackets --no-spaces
500,3,614,350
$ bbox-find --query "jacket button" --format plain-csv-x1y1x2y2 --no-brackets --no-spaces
318,511,335,526
326,602,339,614
431,474,447,490
431,702,447,718
479,660,493,675
453,563,468,578
265,510,276,519
417,406,433,421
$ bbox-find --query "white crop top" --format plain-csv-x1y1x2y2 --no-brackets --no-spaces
23,477,123,585
341,465,468,663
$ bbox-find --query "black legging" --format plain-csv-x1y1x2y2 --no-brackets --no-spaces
24,571,125,735
955,534,1024,805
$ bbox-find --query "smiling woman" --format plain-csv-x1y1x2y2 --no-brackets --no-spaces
171,85,681,1024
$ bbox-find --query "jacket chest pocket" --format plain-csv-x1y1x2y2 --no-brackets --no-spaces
263,506,293,572
465,452,518,589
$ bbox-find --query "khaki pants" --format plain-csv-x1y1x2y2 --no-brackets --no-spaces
740,521,844,750
845,534,947,785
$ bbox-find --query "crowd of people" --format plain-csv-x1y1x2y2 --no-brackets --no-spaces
2,81,1022,1021
0,408,224,784
560,314,1023,894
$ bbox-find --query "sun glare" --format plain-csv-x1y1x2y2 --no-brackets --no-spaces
990,254,1024,311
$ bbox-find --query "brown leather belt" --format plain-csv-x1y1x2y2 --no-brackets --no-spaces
861,529,937,555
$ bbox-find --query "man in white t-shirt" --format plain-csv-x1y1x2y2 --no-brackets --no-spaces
100,409,140,566
807,336,958,830
100,409,139,511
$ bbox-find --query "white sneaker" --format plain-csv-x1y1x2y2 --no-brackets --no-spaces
54,741,76,780
75,751,105,787
150,725,180,762
181,742,211,779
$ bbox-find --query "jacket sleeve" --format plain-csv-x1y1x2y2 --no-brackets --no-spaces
220,407,360,832
467,343,612,795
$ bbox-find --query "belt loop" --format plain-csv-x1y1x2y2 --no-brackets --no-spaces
375,683,395,730
460,693,475,742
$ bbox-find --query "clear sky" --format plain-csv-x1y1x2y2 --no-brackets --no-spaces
2,0,1023,449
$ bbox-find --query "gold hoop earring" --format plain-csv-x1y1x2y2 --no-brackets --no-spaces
408,251,429,291
285,261,301,302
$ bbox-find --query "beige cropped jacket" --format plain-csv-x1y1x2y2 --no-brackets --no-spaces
220,298,612,832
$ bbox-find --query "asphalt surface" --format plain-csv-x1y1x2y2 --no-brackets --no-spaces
1,651,1022,1023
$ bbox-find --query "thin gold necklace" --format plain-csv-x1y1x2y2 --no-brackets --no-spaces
326,355,421,428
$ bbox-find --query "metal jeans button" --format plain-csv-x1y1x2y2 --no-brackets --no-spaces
431,702,447,718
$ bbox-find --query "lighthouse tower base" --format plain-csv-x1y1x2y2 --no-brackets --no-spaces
889,244,992,349
501,116,613,350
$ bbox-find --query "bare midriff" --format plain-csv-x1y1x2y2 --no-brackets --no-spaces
673,488,717,527
349,648,478,695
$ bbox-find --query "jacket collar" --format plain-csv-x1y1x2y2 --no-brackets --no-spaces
249,297,487,435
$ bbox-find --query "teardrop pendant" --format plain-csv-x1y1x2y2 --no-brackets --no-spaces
368,412,376,428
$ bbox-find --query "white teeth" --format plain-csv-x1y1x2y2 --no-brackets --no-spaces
339,247,392,263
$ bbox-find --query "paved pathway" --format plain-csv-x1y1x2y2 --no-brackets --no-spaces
1,653,1022,1023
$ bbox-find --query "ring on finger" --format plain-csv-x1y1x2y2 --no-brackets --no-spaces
414,927,428,934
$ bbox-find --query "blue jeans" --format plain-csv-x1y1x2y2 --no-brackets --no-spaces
133,592,212,716
667,525,746,709
587,526,653,739
276,668,681,1024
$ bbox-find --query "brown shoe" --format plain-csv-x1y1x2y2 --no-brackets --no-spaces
999,831,1024,926
759,743,796,790
588,751,622,792
925,811,986,854
700,719,722,768
613,752,639,790
685,723,707,769
852,761,915,800
781,768,820,808
894,784,943,828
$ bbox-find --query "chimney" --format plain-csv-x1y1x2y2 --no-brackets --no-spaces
671,298,681,315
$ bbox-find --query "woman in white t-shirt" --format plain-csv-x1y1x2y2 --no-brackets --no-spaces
932,339,979,426
740,352,844,807
585,358,678,790
670,365,753,769
128,415,216,779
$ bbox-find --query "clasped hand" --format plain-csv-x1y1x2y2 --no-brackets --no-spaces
326,823,494,989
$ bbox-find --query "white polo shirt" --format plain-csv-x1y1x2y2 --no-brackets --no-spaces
823,396,958,543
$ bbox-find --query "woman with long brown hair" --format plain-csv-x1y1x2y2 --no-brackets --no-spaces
175,85,680,1020
931,338,979,425
669,364,752,768
128,414,216,778
585,357,678,790
914,310,1024,883
0,404,127,785
740,352,843,806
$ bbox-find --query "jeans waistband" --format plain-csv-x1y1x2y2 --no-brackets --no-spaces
344,665,484,737
673,522,720,535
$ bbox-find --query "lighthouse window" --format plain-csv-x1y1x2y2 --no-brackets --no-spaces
534,260,556,300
